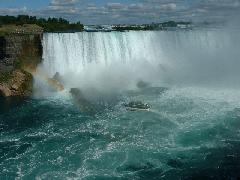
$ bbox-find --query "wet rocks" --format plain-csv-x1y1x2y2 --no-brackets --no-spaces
70,88,96,114
137,80,150,89
0,83,11,96
47,72,64,91
0,69,33,97
52,72,62,83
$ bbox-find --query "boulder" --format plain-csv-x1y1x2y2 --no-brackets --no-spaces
47,78,64,91
0,69,33,97
46,72,64,91
52,72,63,83
70,88,96,114
0,83,11,96
137,80,150,89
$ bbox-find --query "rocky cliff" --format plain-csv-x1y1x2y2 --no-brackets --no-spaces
0,25,43,97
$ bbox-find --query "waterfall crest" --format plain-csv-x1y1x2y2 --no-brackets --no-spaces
40,30,240,90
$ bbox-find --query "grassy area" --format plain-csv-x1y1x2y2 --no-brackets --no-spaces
0,24,43,36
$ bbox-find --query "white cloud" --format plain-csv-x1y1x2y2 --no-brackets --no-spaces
1,0,240,24
160,3,177,10
106,3,126,10
50,0,79,6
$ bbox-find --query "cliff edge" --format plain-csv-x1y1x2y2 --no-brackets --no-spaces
0,24,43,97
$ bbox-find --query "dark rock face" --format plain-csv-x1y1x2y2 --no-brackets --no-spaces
0,34,42,72
0,36,7,60
0,32,43,97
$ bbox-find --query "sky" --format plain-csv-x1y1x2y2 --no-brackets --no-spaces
0,0,240,24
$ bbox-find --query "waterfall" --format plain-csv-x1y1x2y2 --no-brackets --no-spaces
39,30,240,90
42,32,164,75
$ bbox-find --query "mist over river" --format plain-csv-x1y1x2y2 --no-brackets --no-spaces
1,29,240,179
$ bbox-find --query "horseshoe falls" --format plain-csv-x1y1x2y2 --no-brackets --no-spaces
1,30,240,179
40,30,240,91
40,32,169,92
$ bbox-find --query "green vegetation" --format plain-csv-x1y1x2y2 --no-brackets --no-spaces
162,21,191,27
0,24,43,35
14,58,23,69
113,25,156,31
0,15,84,33
0,58,28,83
20,70,33,94
0,71,11,83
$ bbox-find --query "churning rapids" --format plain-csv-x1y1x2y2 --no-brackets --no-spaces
1,29,240,179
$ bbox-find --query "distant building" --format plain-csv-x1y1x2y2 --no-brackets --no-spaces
84,25,113,32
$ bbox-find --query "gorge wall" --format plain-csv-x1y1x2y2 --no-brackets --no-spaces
0,28,43,97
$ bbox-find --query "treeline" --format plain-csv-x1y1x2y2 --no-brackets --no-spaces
0,15,84,32
113,25,155,31
161,21,191,27
113,21,192,31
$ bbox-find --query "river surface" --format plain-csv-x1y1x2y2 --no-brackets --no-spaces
1,86,240,179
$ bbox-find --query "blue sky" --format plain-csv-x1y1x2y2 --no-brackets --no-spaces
0,0,240,24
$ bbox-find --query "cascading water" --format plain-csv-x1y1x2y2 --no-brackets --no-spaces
39,31,167,92
39,30,240,92
1,29,240,179
41,32,166,74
